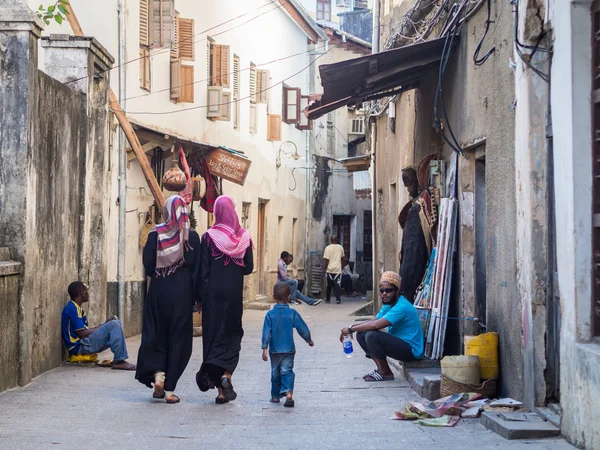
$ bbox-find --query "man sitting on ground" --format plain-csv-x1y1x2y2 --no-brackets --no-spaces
341,261,361,296
339,272,423,382
277,251,321,306
61,281,136,370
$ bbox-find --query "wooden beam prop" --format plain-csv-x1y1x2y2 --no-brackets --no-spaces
65,4,166,207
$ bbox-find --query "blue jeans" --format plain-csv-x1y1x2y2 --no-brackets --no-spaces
270,353,295,398
284,279,318,305
80,320,129,362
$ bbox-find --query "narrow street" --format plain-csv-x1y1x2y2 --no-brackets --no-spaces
0,297,572,450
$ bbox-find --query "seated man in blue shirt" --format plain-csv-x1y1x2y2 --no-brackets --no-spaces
339,271,424,382
62,281,135,370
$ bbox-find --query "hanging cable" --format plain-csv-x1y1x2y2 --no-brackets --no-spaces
510,0,550,82
472,0,495,66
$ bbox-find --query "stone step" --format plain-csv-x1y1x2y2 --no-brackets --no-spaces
406,367,441,400
536,407,561,429
389,357,440,379
246,302,271,311
481,412,560,440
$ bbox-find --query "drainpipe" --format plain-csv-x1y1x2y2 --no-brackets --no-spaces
371,0,380,304
117,0,127,323
305,43,314,293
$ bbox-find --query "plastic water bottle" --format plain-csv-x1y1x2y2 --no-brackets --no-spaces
343,335,354,358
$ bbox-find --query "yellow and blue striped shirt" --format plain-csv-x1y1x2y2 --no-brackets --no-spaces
61,300,88,354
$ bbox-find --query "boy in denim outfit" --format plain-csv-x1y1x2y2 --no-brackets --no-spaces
262,282,314,407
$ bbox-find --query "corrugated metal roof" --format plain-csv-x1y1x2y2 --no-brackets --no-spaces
307,37,451,119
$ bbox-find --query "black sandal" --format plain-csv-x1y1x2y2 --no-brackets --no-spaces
284,398,295,408
221,376,237,402
215,396,229,404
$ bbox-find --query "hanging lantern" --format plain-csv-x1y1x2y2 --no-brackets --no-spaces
162,160,187,192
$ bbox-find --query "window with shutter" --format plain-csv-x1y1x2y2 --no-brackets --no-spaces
217,91,231,122
249,104,257,134
178,18,194,61
268,114,282,141
207,86,223,118
179,65,194,103
170,58,181,101
207,39,213,84
170,12,179,60
140,0,150,47
233,55,240,129
283,86,301,124
150,0,174,48
296,95,312,130
210,44,230,87
139,47,151,91
256,70,269,104
249,63,257,104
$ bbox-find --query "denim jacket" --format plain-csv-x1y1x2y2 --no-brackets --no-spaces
261,304,311,353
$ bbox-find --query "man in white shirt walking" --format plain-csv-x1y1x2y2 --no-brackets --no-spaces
323,236,345,304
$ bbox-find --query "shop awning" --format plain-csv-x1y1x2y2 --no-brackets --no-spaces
128,120,251,186
307,37,449,119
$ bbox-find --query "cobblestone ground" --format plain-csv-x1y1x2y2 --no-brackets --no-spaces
0,297,574,449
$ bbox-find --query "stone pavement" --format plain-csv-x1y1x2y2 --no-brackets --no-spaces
0,297,573,450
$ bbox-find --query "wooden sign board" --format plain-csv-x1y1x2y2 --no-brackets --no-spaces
205,148,251,186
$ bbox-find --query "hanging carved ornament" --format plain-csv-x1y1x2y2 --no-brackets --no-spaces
191,176,206,201
162,160,187,192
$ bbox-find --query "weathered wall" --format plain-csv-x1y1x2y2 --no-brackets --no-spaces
374,0,521,396
0,10,112,390
550,0,600,447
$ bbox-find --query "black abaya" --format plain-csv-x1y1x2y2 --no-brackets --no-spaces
196,234,253,391
135,230,200,392
399,202,429,303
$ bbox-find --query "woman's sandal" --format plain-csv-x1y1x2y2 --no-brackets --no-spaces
364,371,394,382
221,376,237,402
165,393,180,404
215,396,229,404
153,381,165,399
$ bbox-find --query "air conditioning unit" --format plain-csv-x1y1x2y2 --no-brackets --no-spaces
207,86,223,118
349,118,365,135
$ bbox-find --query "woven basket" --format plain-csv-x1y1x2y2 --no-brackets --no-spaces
440,373,497,398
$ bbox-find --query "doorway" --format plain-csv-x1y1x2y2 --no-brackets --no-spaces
333,215,352,261
257,200,268,295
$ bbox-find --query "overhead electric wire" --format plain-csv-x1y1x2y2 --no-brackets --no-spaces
122,41,344,116
65,0,283,85
123,43,329,103
472,0,495,66
510,0,549,82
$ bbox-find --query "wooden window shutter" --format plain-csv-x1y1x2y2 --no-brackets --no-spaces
210,44,229,87
249,63,256,103
150,0,174,48
140,0,150,47
233,55,240,95
217,91,231,121
207,86,223,118
219,45,230,87
249,104,257,134
296,95,312,130
170,13,179,59
139,47,151,91
170,58,181,101
179,65,194,103
178,18,194,61
268,114,282,141
256,70,269,104
283,86,301,124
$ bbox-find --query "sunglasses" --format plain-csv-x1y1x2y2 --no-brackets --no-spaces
379,288,396,294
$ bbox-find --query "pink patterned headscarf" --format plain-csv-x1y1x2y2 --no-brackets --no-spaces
204,195,252,266
154,195,191,276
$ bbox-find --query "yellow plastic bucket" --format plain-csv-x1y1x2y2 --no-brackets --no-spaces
464,332,499,380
